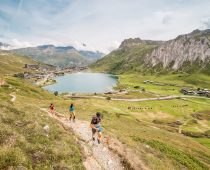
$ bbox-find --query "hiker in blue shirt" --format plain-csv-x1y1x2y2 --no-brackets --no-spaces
69,103,75,122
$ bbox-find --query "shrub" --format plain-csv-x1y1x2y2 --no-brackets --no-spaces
134,86,140,89
204,130,210,137
54,91,58,96
106,96,111,100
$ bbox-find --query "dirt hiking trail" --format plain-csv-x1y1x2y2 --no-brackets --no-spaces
40,108,148,170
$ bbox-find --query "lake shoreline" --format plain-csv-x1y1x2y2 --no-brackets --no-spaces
43,72,118,94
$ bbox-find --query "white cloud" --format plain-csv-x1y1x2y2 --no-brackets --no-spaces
0,0,210,53
10,39,33,49
200,17,210,29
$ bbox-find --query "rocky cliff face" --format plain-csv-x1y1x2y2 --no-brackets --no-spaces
147,29,210,70
91,29,210,74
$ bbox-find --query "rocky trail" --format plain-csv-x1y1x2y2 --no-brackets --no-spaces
40,108,148,170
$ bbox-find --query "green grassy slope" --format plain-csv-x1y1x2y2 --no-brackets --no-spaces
54,96,210,170
91,44,157,74
1,53,210,169
0,77,85,169
0,54,85,169
0,52,37,76
116,74,210,95
0,51,53,76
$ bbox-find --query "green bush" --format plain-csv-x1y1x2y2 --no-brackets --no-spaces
134,86,140,89
106,96,111,100
54,91,58,96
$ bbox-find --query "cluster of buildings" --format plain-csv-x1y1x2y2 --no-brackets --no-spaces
14,64,55,80
14,64,88,86
181,88,210,97
14,72,50,79
24,64,40,70
59,66,87,73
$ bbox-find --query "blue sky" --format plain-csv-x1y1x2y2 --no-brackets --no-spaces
0,0,210,53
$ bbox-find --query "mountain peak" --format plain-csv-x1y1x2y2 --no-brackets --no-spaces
11,44,104,67
119,38,163,48
119,38,143,48
190,29,201,35
37,44,55,49
92,28,210,74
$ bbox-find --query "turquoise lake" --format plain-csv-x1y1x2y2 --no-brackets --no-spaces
43,72,117,93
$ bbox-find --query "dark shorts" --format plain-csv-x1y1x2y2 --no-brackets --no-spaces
92,128,97,134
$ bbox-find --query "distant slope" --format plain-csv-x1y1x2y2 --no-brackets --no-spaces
11,45,104,67
91,38,161,74
91,29,210,75
79,50,104,60
0,51,53,76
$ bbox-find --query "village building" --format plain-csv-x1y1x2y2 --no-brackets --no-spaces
180,88,195,95
181,88,210,97
24,64,39,70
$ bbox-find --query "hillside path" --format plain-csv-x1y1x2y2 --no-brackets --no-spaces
40,108,148,170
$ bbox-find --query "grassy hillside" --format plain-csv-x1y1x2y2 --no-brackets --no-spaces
91,44,157,74
1,53,210,169
54,96,210,169
0,77,85,169
0,52,37,76
116,73,210,95
0,51,54,77
0,54,85,169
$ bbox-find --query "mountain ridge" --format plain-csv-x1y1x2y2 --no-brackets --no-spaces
91,29,210,74
10,45,105,67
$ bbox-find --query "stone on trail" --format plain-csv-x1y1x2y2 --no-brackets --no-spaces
43,125,49,133
108,159,112,165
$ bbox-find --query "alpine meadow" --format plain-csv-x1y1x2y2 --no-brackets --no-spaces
0,0,210,170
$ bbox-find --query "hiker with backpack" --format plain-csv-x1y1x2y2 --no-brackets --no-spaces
90,112,103,144
69,103,76,122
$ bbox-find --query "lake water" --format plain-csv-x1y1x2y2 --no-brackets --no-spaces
43,72,117,93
